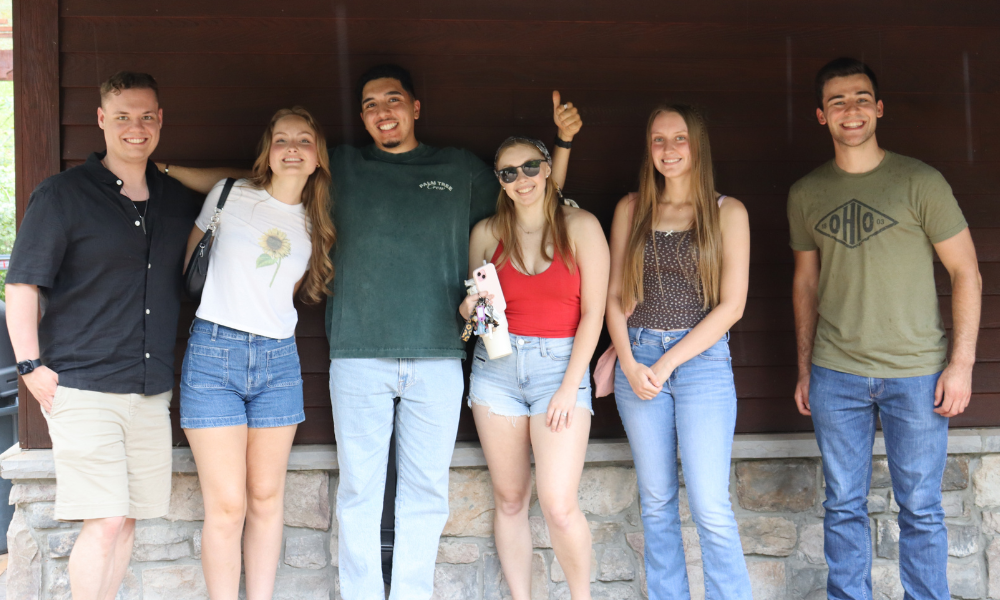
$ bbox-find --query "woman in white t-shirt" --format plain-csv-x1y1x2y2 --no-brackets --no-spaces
179,107,335,600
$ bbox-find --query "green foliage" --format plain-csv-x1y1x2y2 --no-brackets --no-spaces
0,80,14,300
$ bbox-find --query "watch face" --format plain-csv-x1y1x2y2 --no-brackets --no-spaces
16,361,34,375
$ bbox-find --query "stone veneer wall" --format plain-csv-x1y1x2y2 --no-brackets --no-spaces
5,431,1000,600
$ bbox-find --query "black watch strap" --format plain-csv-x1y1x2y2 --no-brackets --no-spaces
16,359,43,376
553,137,572,149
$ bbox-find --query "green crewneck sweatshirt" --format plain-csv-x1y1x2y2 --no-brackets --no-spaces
325,143,499,359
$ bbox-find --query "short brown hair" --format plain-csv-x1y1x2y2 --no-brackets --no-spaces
100,71,159,104
815,58,879,109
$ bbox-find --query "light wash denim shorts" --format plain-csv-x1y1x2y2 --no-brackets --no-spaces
468,334,593,418
180,318,305,429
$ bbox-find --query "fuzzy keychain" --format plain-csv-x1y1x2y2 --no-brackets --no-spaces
461,297,500,342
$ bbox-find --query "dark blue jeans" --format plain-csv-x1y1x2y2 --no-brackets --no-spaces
810,365,949,600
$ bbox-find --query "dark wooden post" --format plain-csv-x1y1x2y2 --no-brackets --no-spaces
13,0,59,449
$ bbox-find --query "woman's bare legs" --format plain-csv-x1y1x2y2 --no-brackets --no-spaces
531,408,593,599
186,425,248,599
244,425,298,600
473,404,533,600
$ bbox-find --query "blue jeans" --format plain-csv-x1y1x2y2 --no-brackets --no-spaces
614,328,751,600
810,365,949,600
329,358,463,600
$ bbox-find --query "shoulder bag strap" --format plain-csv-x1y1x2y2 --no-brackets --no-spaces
206,178,237,234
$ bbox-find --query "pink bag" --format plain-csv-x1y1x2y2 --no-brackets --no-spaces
595,194,637,398
594,345,618,398
594,318,629,398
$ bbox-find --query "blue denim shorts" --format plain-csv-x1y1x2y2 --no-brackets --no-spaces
468,334,593,418
180,318,305,429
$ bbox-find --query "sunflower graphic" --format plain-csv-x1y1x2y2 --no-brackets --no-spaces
256,228,292,287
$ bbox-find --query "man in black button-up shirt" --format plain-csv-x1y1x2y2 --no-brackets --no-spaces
5,72,199,599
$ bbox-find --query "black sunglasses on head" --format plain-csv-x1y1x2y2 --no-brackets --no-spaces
495,159,545,184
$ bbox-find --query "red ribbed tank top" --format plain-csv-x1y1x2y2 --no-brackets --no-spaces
491,241,581,338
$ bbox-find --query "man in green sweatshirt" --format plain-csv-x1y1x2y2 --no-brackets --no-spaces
325,65,498,600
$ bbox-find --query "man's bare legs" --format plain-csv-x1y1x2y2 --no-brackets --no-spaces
69,516,136,600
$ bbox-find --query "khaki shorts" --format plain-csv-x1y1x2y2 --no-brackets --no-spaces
42,386,172,520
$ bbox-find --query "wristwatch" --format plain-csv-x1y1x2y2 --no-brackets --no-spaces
16,359,42,376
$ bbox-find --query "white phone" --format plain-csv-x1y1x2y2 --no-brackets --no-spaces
472,262,506,312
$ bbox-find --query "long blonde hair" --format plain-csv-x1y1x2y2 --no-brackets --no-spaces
490,139,575,273
248,107,336,304
621,104,722,310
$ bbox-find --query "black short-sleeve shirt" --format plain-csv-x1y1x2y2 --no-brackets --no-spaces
7,152,201,395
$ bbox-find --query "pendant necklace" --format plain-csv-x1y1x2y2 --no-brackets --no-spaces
121,186,148,234
102,158,148,234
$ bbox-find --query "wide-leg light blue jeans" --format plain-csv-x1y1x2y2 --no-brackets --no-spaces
614,327,751,600
330,358,464,600
810,364,949,600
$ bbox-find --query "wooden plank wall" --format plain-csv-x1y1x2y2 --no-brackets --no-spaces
29,0,1000,447
14,0,60,449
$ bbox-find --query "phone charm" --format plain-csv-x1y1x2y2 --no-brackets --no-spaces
475,297,499,338
461,297,500,342
475,303,487,336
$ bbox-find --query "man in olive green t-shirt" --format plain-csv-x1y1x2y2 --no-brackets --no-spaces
789,58,982,600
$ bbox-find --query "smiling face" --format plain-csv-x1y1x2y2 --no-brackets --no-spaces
360,77,420,153
97,88,162,165
496,144,551,208
268,115,319,180
649,111,693,180
817,73,883,149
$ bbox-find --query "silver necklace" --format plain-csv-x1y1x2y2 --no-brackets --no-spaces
101,159,149,234
121,187,148,234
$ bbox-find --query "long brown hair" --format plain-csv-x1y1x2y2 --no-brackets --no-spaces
621,104,722,310
490,139,575,273
248,107,336,304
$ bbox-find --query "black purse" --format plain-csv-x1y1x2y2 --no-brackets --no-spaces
184,178,236,301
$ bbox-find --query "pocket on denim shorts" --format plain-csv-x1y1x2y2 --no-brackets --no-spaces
545,338,574,361
473,340,488,365
267,343,302,389
184,345,229,389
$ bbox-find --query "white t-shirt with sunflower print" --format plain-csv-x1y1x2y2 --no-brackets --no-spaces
194,179,311,339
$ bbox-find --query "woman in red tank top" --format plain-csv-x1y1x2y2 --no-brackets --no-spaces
456,102,610,600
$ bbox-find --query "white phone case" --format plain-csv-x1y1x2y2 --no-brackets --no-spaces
472,263,506,312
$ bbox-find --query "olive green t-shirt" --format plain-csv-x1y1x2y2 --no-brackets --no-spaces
787,150,968,377
325,143,499,359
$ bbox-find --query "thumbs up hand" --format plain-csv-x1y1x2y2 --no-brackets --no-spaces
553,91,582,142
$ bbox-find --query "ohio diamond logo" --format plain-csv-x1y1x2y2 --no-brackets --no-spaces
814,199,898,248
